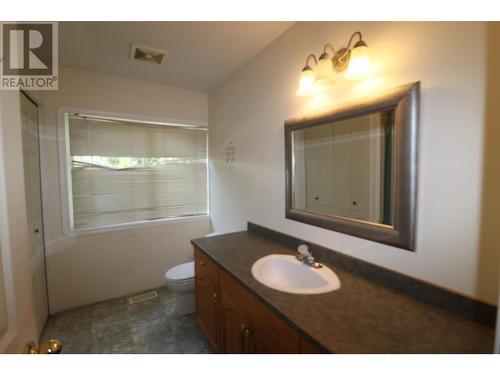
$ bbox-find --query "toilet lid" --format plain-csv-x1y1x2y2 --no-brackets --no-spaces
165,261,194,281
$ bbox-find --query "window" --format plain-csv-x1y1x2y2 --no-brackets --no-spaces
64,113,208,231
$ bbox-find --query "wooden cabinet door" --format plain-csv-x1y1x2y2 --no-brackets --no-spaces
253,323,298,354
252,304,300,354
220,293,253,354
195,277,220,352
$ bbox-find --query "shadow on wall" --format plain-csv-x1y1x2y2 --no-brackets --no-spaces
477,22,500,306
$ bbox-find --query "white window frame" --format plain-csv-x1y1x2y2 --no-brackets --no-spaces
56,107,210,237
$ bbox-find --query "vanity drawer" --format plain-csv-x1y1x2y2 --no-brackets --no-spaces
194,246,219,284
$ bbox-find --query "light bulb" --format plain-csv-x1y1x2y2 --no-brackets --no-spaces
296,67,316,96
344,41,371,80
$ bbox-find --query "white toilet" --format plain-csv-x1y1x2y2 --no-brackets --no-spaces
164,232,224,315
164,261,195,315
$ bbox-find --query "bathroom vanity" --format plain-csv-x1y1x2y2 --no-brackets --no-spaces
194,244,323,353
192,224,495,354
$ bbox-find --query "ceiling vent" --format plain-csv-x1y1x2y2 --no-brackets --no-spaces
129,44,167,65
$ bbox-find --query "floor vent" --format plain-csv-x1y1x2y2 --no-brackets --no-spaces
128,290,158,305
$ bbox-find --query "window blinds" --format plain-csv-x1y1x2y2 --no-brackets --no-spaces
67,115,208,230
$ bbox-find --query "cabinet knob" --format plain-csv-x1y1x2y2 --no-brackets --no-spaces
34,228,40,234
199,260,207,266
352,201,357,206
212,292,218,299
314,196,319,201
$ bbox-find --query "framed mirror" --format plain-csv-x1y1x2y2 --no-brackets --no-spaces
285,82,419,251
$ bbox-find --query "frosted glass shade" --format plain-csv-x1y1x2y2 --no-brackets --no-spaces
296,68,316,96
316,56,334,80
344,44,371,80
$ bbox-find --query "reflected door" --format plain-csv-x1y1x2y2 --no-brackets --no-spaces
304,125,334,214
298,112,390,224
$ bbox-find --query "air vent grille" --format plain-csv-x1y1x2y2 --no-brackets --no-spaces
129,44,167,65
128,290,158,304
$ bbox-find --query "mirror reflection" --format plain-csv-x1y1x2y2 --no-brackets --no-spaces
292,110,395,226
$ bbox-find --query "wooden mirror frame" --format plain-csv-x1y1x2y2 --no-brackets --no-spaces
285,82,420,251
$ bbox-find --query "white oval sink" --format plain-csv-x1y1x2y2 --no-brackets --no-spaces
251,254,340,294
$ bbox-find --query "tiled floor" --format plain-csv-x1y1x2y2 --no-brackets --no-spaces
40,287,212,354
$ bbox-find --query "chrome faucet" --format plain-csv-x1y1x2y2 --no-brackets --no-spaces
296,244,322,269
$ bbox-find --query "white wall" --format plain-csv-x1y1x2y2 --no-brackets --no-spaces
209,22,499,305
35,67,211,313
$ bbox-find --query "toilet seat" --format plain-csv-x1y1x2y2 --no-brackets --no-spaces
165,261,194,284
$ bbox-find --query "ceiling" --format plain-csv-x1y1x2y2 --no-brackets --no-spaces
59,22,294,91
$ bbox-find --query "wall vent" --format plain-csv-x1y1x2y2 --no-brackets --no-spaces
129,44,167,65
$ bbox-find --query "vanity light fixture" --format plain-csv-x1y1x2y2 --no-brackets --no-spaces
296,31,371,96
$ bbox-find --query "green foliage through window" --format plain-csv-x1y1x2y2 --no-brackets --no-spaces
72,156,206,169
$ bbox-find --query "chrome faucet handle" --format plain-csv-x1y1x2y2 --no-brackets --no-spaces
297,244,310,257
296,244,323,268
